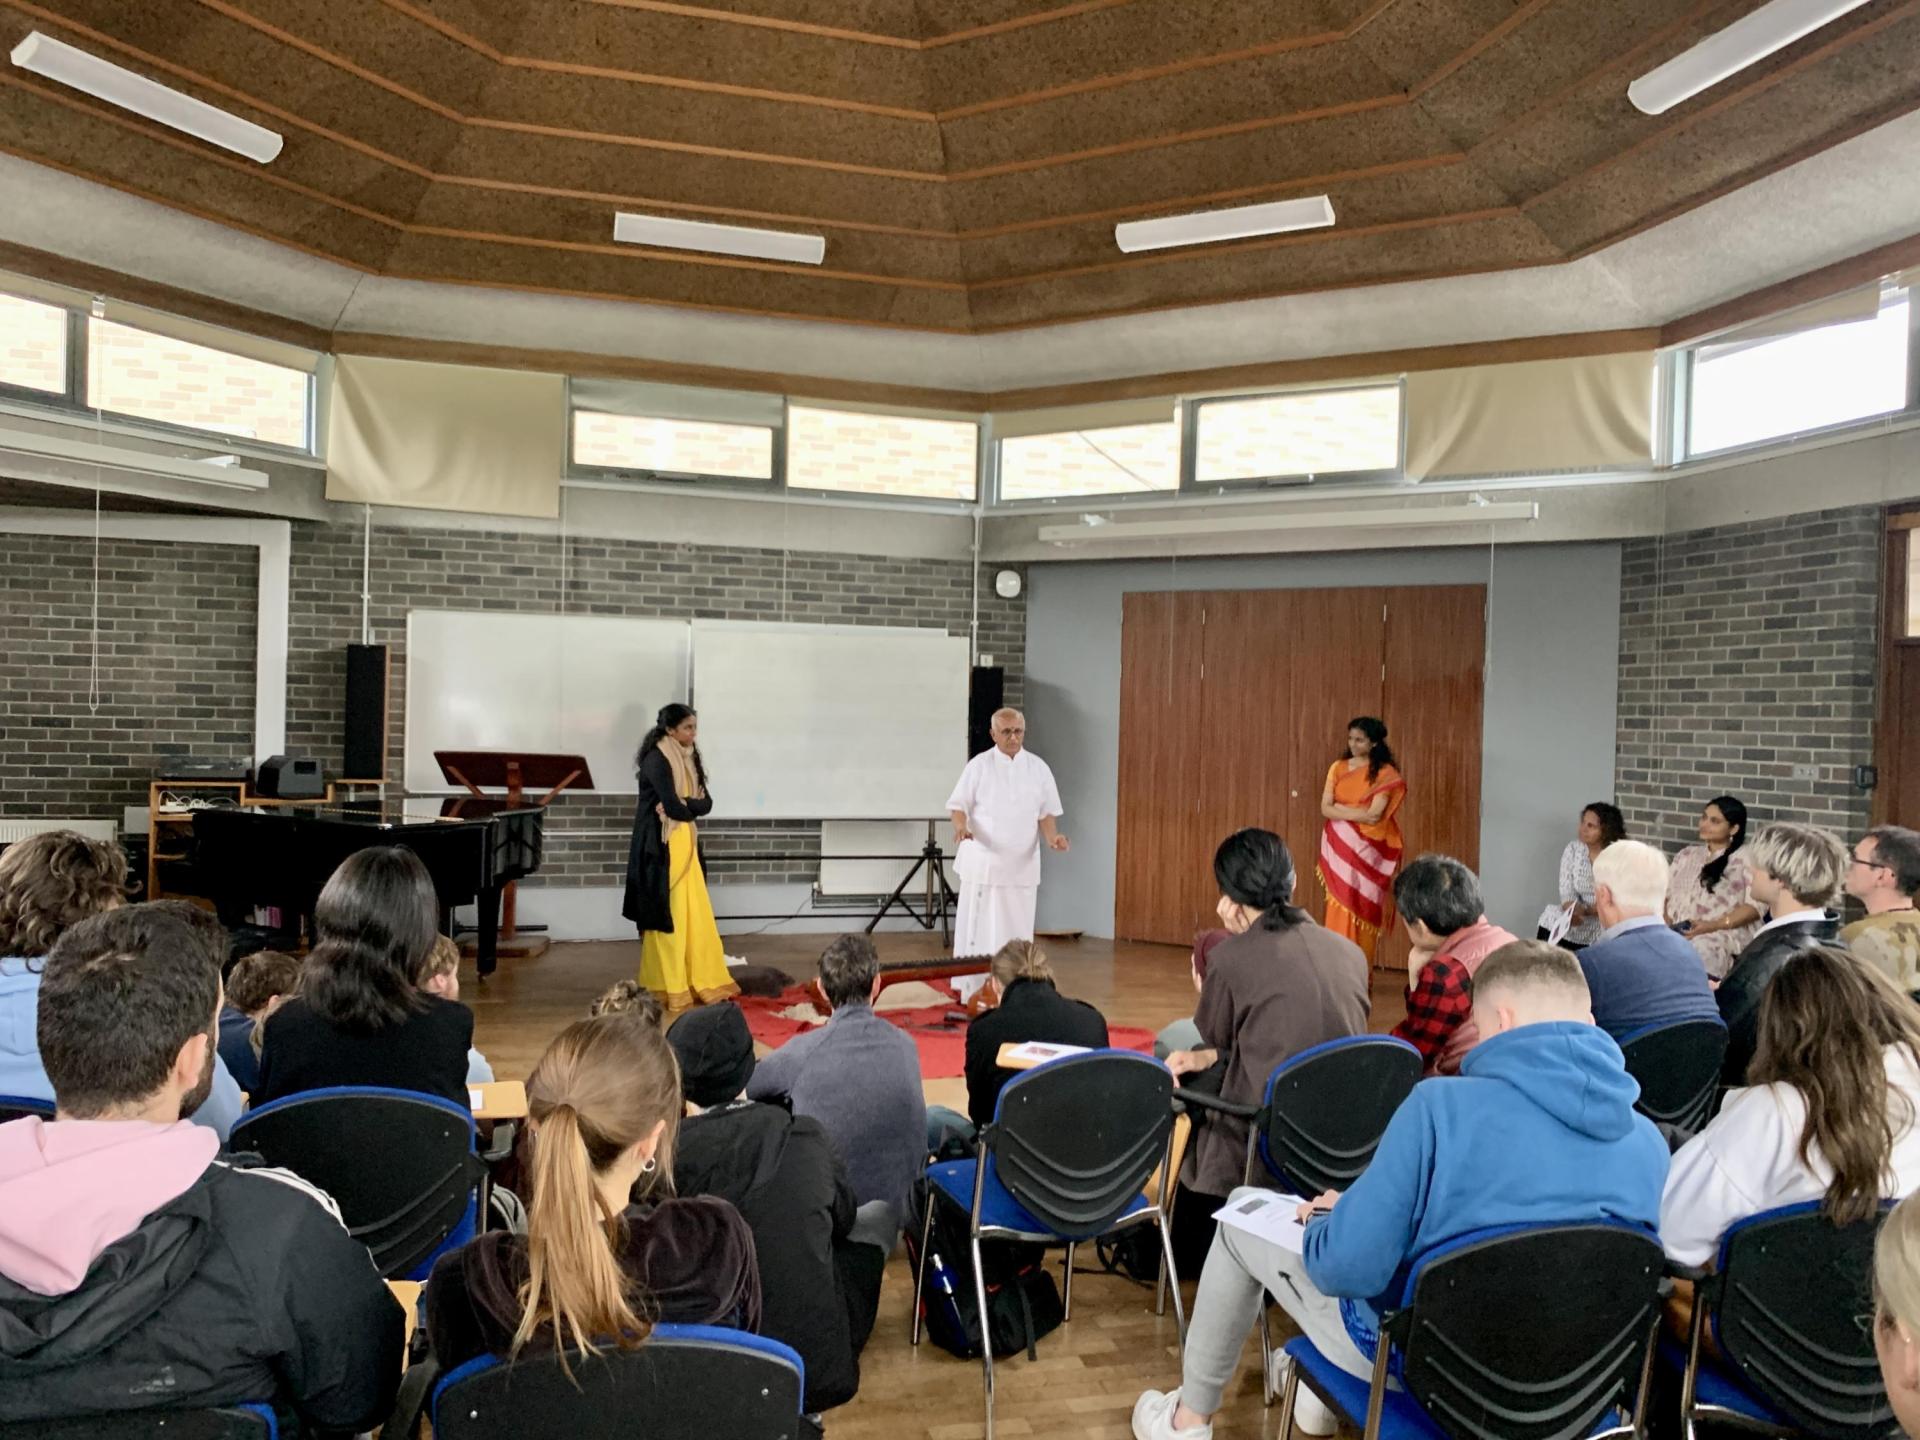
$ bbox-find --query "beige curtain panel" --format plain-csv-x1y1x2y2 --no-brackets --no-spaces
989,395,1178,439
1404,352,1655,480
326,355,564,518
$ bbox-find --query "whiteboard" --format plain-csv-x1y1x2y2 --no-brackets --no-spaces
404,610,690,795
691,620,969,819
818,820,958,897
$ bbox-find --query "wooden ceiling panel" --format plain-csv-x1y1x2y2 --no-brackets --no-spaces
966,212,1562,329
0,0,1911,330
936,40,1402,174
377,229,975,329
492,0,935,111
957,162,1527,283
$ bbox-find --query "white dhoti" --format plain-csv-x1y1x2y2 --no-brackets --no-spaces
951,879,1038,1002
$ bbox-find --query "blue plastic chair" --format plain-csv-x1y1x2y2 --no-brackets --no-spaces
911,1048,1185,1440
0,1093,55,1125
228,1085,482,1280
1,1401,278,1437
1617,1019,1727,1137
1663,1200,1897,1440
425,1325,805,1440
1278,1221,1665,1440
1184,1034,1423,1403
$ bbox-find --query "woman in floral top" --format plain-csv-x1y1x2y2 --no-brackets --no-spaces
1666,795,1763,979
1537,802,1627,950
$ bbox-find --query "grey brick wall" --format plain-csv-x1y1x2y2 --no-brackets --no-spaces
1,534,257,820
1615,505,1880,853
285,521,1025,888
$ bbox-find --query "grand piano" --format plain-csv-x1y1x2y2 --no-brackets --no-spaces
193,799,544,975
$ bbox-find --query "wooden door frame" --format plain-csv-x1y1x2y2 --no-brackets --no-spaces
1874,505,1920,825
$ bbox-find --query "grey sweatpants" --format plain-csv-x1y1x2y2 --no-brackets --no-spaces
1179,1186,1378,1415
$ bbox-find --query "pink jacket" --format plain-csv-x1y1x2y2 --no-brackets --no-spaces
1437,917,1521,1075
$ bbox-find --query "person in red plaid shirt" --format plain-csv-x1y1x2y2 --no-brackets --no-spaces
1390,855,1518,1075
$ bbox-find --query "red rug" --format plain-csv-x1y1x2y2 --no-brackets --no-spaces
735,987,1156,1080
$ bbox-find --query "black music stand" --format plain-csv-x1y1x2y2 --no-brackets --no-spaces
436,750,592,962
865,820,956,945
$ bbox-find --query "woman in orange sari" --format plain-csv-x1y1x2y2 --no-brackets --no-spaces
1318,715,1407,963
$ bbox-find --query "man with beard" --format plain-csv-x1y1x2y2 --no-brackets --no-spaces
0,906,402,1431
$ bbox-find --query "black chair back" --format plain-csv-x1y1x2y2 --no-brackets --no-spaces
990,1050,1173,1239
1396,1224,1663,1440
0,1094,55,1125
228,1086,481,1279
6,1404,277,1437
1257,1036,1422,1194
431,1326,805,1440
1619,1020,1728,1134
1711,1201,1896,1440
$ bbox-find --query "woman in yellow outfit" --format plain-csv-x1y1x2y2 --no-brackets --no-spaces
621,704,738,1014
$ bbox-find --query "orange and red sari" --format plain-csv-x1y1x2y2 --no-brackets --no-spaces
1317,759,1407,962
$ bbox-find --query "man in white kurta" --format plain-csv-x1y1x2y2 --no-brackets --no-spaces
946,708,1068,1002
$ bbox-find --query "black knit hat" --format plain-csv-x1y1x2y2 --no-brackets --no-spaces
667,1002,756,1108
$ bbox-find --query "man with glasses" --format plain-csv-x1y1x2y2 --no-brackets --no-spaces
1843,826,1920,995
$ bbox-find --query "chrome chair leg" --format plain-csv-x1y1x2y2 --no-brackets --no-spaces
971,1231,996,1440
910,1195,936,1346
1062,1241,1075,1321
1259,1299,1275,1405
1153,1209,1187,1348
1277,1353,1301,1439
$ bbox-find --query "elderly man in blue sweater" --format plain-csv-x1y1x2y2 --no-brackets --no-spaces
1134,940,1669,1440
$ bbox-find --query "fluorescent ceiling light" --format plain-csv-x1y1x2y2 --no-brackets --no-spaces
9,31,283,163
1036,501,1537,544
1115,195,1336,254
1627,0,1871,115
613,211,826,266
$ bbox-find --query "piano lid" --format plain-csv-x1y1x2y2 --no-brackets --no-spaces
216,799,519,828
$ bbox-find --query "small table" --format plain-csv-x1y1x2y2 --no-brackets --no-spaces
387,1279,421,1353
469,1080,528,1121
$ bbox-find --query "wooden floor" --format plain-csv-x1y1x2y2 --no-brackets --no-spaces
464,934,1411,1439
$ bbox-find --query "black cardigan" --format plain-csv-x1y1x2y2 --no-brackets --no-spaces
963,979,1110,1126
1716,913,1841,1086
622,747,714,934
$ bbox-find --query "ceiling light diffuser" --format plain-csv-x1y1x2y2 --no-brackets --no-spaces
1114,195,1336,254
9,31,283,163
613,212,826,266
1627,0,1871,115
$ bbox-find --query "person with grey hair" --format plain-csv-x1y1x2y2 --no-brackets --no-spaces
1715,822,1846,1086
746,934,926,1228
1387,854,1517,1076
1578,840,1722,1042
945,706,1068,1004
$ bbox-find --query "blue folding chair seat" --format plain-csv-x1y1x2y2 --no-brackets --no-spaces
924,1159,1159,1241
0,1093,55,1125
1658,1340,1791,1429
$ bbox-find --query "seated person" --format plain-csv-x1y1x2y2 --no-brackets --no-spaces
1577,840,1722,1042
1164,829,1370,1263
591,977,665,1025
218,949,301,1093
1844,826,1920,994
0,906,403,1431
1134,940,1668,1440
418,934,495,1084
424,1012,760,1370
1388,853,1517,1075
747,934,926,1228
0,835,243,1140
1663,948,1920,1273
1153,930,1231,1061
669,1003,889,1414
1716,823,1846,1086
1874,1191,1920,1435
256,846,474,1108
963,939,1108,1126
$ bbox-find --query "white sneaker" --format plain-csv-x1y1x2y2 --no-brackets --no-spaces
1268,1351,1339,1436
1132,1387,1212,1440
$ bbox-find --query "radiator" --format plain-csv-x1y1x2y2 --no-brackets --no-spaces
0,818,118,844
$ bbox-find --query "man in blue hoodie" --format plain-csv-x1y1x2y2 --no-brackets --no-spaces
1134,940,1669,1440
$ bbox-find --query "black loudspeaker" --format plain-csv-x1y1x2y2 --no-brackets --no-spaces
968,665,1005,758
343,643,389,781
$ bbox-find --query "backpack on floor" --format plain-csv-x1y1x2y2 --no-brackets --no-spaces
906,1176,1064,1361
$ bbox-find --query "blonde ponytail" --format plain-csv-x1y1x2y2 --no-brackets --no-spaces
512,1015,682,1369
990,938,1054,991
